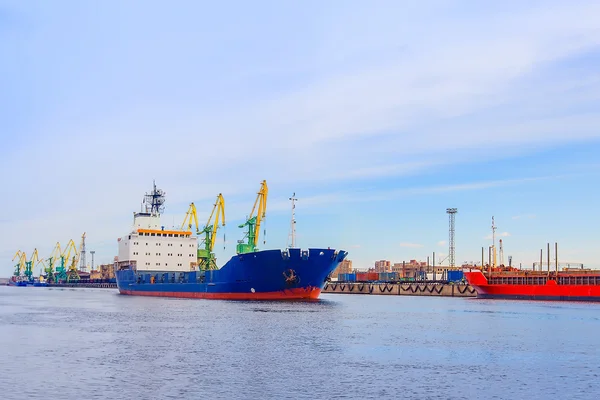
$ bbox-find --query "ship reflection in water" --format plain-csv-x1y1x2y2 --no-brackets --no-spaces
1,286,599,400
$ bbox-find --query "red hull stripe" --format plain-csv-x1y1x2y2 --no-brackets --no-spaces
119,287,322,300
469,284,600,298
464,271,600,300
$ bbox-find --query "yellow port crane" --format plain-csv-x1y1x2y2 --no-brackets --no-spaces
12,250,25,277
66,233,86,281
198,194,225,270
237,180,268,254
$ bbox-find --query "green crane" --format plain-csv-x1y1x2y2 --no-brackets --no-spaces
56,239,77,283
237,180,268,254
197,194,225,270
24,248,39,281
55,256,67,282
44,242,62,283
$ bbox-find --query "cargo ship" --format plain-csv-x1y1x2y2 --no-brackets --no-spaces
114,181,347,300
6,276,29,287
464,268,600,301
464,218,600,302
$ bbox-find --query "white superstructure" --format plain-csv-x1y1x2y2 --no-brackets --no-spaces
116,182,198,272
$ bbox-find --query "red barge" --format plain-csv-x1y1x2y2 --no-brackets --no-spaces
464,268,600,302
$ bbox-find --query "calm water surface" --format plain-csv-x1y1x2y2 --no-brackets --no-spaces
1,286,599,399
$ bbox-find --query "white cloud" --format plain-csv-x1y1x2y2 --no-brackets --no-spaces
252,174,570,210
400,242,424,248
437,241,447,246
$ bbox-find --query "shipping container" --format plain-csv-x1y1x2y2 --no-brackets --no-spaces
356,272,378,282
447,270,464,282
378,272,397,282
338,273,357,282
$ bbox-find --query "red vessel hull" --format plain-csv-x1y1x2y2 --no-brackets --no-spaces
119,286,322,301
464,271,600,302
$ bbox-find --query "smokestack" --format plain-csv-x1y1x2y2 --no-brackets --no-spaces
547,243,550,276
555,242,558,276
481,247,484,270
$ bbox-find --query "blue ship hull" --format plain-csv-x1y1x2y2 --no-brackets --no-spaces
116,248,347,300
7,279,30,287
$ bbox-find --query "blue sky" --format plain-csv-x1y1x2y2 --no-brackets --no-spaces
2,0,600,276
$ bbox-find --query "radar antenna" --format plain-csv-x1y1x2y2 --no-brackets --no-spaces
143,180,166,216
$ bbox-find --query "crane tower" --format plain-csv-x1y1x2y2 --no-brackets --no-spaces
446,208,457,268
80,233,86,272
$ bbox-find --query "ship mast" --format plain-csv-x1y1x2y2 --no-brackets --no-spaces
491,216,497,268
144,180,166,216
288,192,297,249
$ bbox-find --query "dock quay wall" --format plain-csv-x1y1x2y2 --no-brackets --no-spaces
48,282,117,289
323,281,476,297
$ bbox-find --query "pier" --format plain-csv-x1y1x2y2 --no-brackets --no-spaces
323,281,476,297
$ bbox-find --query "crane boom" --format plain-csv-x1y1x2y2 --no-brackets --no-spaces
67,233,85,281
180,203,200,233
206,194,225,252
62,240,77,264
237,180,268,254
251,180,268,247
